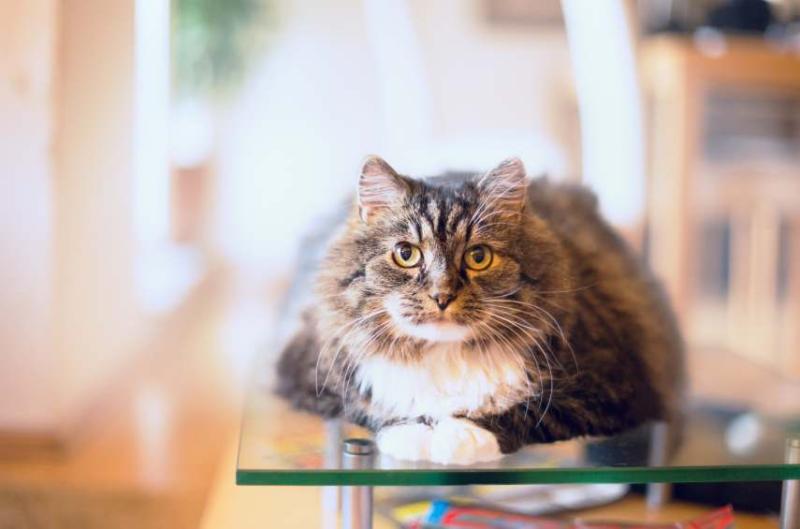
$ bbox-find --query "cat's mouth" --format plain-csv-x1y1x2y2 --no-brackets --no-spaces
384,296,472,343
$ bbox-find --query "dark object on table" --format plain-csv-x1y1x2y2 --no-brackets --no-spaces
671,482,781,514
707,0,775,34
584,423,652,467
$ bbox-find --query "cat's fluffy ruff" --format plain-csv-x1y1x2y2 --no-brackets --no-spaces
276,156,685,465
362,342,526,464
357,342,530,421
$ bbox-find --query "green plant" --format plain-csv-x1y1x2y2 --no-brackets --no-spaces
172,0,271,99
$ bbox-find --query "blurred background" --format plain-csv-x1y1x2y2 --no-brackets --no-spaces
1,0,800,527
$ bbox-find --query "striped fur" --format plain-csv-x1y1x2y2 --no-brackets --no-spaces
276,156,685,463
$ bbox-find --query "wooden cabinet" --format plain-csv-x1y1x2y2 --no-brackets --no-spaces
642,37,800,374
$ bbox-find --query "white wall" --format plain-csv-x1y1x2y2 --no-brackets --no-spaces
0,0,143,437
52,0,141,431
0,0,58,431
216,0,384,278
215,0,578,280
409,0,577,175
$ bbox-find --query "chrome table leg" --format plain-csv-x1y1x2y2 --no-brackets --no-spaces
646,421,671,509
322,419,343,529
342,438,375,529
782,437,800,529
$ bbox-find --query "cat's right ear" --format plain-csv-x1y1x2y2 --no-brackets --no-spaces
358,156,410,223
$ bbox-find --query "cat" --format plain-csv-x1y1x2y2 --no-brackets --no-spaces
276,155,685,465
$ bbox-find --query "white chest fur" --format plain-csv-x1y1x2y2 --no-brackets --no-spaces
356,343,529,420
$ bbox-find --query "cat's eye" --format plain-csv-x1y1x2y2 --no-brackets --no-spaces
464,244,493,271
392,242,422,268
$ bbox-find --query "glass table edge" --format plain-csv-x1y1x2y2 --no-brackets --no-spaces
236,464,800,487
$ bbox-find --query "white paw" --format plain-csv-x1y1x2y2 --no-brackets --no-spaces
429,418,503,466
376,422,434,462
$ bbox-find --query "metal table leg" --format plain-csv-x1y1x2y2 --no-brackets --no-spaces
342,438,375,529
782,437,800,529
322,420,343,529
646,421,671,509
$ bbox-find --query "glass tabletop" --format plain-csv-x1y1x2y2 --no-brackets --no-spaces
237,387,800,486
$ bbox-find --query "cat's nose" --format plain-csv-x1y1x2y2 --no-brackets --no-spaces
430,292,455,311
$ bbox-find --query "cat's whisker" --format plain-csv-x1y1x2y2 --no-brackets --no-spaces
474,306,564,422
473,180,520,214
496,299,577,373
314,318,370,398
484,311,556,421
383,326,403,358
475,317,537,416
469,198,513,229
315,320,362,396
472,219,522,232
474,185,521,213
341,325,389,417
318,330,360,396
534,284,598,295
481,299,575,372
485,302,563,350
529,304,577,373
476,308,543,347
339,313,394,415
316,308,387,395
475,304,551,349
486,286,522,299
533,339,555,428
476,311,543,410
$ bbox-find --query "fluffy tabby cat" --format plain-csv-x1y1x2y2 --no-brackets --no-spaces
276,156,685,465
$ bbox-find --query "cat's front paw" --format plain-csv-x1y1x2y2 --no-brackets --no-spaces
376,422,434,462
430,418,503,466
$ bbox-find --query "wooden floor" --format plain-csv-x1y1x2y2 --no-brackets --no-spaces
0,269,796,528
0,272,246,529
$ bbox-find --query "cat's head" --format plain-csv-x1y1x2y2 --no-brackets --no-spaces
317,156,569,361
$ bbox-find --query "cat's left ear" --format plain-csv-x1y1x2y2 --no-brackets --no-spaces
478,157,527,216
358,155,411,223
